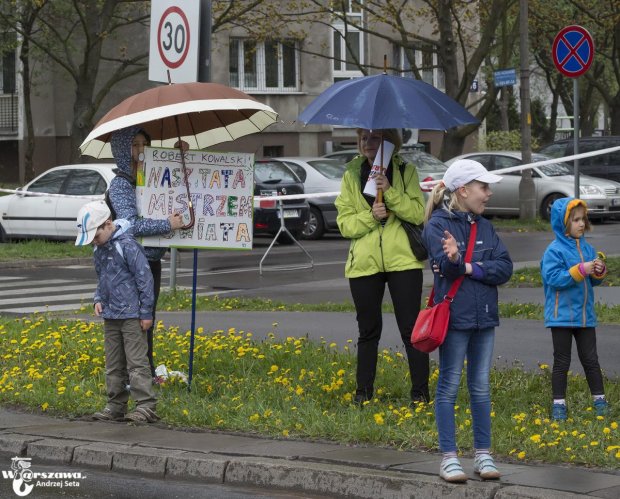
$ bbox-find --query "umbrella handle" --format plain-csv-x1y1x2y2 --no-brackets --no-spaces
181,204,195,230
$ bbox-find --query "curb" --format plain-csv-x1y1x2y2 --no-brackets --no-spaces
0,433,596,498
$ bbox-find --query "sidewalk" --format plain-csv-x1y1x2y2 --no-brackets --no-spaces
1,407,618,499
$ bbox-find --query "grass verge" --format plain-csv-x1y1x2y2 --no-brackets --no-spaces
488,217,551,232
0,240,91,261
157,292,620,324
507,257,620,288
0,316,618,468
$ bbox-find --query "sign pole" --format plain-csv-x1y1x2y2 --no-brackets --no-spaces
573,78,580,197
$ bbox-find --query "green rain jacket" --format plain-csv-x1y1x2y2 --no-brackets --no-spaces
336,154,426,278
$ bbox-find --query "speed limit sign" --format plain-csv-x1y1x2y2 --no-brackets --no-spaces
149,0,200,83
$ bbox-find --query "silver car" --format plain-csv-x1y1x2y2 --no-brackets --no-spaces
276,157,346,239
446,151,620,220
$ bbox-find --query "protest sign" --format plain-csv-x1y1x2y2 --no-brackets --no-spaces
136,147,254,249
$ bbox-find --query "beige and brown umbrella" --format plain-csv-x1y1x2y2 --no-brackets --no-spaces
80,82,278,159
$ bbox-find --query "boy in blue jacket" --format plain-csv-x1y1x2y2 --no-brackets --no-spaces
541,197,608,421
76,200,158,423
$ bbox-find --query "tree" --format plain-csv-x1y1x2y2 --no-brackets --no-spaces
259,0,519,160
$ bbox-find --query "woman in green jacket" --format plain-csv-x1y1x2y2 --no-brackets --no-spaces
336,128,429,405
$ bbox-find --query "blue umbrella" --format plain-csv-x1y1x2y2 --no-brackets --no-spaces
299,73,478,130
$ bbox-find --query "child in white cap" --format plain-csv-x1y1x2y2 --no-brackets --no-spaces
421,160,513,482
76,200,158,423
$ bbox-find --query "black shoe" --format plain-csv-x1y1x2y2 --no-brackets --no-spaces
354,392,372,406
410,396,428,409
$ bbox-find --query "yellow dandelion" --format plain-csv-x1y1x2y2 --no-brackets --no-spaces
517,451,526,459
530,434,541,443
282,429,289,436
611,422,618,430
603,427,611,434
373,413,385,425
41,402,49,411
270,365,279,373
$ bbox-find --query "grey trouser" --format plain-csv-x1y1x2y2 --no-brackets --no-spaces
104,318,157,414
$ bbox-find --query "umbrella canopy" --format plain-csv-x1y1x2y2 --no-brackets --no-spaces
80,82,278,158
299,73,478,130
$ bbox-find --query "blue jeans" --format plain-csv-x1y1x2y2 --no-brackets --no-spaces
435,327,495,453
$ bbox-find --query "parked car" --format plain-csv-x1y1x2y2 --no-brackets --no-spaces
253,159,309,244
446,151,620,220
539,136,620,183
0,163,116,242
322,144,424,164
275,157,346,239
322,148,448,199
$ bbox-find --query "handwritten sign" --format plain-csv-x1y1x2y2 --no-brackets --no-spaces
136,147,254,250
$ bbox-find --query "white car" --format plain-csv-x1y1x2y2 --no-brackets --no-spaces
275,157,346,239
0,163,116,242
446,152,620,220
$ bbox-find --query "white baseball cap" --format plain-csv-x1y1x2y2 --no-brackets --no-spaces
75,200,111,246
443,159,503,192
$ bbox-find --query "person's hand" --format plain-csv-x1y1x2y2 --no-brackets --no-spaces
140,319,153,332
375,173,391,192
174,140,190,152
582,261,595,275
94,302,103,316
372,202,388,221
592,259,605,275
442,230,459,263
168,212,184,230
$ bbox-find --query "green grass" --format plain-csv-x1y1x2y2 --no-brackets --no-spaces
0,240,92,261
157,291,620,324
0,316,618,468
507,257,620,288
488,217,551,232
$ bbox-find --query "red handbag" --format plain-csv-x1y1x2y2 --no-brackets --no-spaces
411,222,478,353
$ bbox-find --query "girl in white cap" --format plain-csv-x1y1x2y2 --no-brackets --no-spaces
421,159,513,483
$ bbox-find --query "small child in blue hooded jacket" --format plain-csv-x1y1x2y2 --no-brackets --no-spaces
76,200,158,423
541,197,609,421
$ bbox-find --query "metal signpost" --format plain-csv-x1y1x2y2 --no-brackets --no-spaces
552,25,595,198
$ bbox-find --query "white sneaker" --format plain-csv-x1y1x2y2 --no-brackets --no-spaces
473,453,501,480
439,457,468,483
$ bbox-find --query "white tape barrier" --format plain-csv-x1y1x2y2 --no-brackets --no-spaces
3,144,620,201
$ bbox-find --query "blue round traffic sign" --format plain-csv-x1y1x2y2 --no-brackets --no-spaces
552,25,594,78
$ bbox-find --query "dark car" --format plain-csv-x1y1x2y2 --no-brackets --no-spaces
539,136,620,183
253,160,309,244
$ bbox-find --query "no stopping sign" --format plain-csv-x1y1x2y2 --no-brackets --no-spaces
149,0,200,83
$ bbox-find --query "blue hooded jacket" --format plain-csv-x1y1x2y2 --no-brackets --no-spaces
108,126,171,262
541,197,606,328
93,219,154,320
422,208,513,331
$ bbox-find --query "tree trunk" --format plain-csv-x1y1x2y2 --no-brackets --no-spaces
609,93,620,135
20,37,35,182
441,130,466,161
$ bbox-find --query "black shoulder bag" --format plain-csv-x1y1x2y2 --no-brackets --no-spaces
398,163,428,261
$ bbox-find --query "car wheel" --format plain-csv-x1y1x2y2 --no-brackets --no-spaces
277,229,301,245
541,193,564,221
302,206,325,240
0,223,7,243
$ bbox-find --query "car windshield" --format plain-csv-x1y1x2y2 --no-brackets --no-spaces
254,161,298,183
533,154,573,176
306,159,347,180
399,151,448,175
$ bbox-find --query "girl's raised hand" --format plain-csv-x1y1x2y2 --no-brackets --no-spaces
442,230,459,262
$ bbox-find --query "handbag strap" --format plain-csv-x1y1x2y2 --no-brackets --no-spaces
427,221,478,306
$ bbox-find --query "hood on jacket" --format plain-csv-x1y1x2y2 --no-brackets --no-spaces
433,206,480,224
550,197,587,244
110,126,146,175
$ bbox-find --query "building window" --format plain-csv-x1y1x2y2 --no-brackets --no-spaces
395,45,445,91
331,1,364,81
229,39,299,93
0,32,16,94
